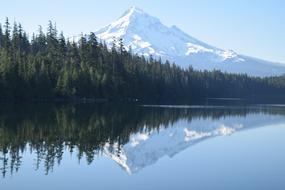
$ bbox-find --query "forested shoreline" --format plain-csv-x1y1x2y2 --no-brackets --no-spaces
0,19,285,102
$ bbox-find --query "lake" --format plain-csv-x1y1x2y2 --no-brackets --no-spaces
0,103,285,190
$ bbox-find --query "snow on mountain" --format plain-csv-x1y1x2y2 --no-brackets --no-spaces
103,112,285,174
95,6,285,77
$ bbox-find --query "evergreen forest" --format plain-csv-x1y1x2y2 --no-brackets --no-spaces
0,19,285,102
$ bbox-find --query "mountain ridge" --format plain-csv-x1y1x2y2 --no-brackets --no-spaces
95,6,285,77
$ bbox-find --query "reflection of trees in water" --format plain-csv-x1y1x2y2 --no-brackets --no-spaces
0,103,284,177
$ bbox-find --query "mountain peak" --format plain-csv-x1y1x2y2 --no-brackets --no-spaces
119,6,146,21
120,6,161,26
126,6,144,15
96,6,162,45
95,7,285,76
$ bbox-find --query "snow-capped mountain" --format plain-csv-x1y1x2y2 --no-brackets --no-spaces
103,111,285,174
95,6,285,77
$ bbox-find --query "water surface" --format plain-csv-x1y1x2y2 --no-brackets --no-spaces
0,103,285,189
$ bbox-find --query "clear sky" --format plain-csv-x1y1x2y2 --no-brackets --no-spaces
1,0,284,63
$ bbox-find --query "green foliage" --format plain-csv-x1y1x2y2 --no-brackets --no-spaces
0,19,285,102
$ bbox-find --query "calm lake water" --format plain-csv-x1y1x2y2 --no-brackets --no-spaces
1,103,285,190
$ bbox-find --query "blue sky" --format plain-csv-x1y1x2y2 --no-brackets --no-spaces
1,0,284,63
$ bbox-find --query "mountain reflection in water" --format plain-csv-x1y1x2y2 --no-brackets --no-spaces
0,103,285,177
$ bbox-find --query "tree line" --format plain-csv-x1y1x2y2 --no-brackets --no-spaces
0,18,285,102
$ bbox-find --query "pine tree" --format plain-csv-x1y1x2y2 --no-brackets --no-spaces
3,17,11,50
0,24,3,48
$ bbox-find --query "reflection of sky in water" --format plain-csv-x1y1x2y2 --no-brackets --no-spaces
1,108,285,189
